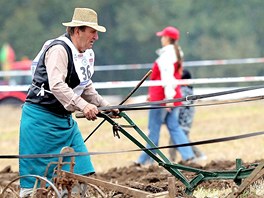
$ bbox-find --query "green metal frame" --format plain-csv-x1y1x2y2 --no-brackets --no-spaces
101,112,256,195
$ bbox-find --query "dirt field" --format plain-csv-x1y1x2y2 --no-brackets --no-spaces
94,160,264,197
1,159,263,197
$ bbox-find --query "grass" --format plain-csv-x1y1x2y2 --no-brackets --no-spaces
194,179,264,197
1,100,264,173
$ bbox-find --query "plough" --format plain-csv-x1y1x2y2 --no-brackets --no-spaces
1,111,264,197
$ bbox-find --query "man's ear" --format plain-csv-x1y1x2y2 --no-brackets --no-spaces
74,27,80,35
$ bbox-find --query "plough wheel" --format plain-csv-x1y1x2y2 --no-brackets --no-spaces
0,175,61,198
81,183,106,198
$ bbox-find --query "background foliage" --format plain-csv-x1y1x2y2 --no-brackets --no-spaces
1,0,263,64
0,0,263,95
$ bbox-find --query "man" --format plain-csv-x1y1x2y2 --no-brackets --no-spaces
19,8,117,197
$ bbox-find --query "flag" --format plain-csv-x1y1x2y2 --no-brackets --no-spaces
0,43,16,71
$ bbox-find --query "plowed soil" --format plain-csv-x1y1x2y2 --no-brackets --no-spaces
93,159,263,197
0,159,263,197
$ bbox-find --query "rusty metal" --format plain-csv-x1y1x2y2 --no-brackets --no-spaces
50,146,77,198
0,175,61,198
0,146,78,198
46,146,172,197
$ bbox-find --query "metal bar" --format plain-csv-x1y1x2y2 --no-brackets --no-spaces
83,70,152,142
74,84,264,116
99,112,258,195
101,112,194,192
227,160,264,198
119,70,152,104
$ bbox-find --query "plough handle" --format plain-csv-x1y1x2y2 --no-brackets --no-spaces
79,70,152,142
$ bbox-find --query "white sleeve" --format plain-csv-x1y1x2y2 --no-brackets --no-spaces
157,56,176,99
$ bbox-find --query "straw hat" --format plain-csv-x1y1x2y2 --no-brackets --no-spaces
62,8,106,32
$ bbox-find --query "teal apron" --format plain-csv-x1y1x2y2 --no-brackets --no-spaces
19,103,94,188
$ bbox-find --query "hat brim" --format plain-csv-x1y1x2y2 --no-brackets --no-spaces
62,22,106,32
156,31,164,37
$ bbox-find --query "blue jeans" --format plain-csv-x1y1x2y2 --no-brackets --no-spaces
137,108,195,164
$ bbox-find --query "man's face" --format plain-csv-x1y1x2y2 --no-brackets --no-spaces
76,26,99,52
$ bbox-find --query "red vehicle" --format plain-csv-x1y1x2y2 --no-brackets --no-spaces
0,59,32,105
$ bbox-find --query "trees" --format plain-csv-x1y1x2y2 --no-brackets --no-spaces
0,0,262,66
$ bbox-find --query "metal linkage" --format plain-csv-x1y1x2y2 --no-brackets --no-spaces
100,112,259,195
227,160,264,198
53,146,175,197
0,147,78,198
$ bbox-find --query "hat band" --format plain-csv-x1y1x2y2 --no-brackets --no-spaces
72,20,98,25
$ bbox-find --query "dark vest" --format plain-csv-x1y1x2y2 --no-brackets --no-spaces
26,40,80,115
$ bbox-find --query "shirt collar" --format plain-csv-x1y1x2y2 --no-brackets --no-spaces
156,44,174,55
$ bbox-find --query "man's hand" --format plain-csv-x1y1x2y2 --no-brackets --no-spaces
104,108,120,118
83,103,99,121
109,108,120,118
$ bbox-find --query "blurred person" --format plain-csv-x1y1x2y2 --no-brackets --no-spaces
137,26,195,165
19,8,118,197
168,69,207,162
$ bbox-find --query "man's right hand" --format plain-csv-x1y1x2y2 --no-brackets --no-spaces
83,103,99,121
